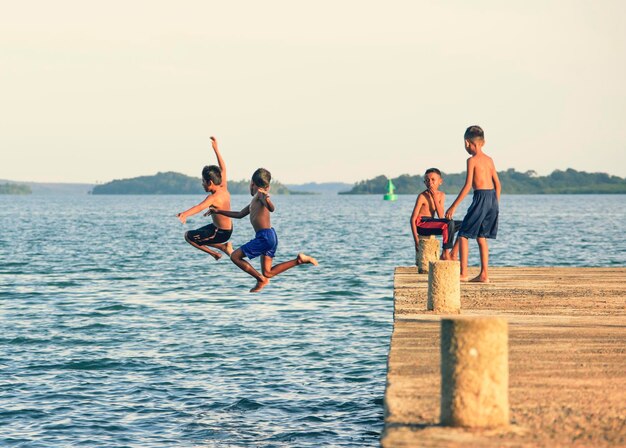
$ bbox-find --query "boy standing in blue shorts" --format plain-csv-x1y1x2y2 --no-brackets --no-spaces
445,126,501,283
207,168,318,292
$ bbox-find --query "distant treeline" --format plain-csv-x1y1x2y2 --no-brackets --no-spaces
90,171,294,195
0,183,31,195
340,169,626,195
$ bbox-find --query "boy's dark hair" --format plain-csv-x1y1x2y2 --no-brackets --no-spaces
252,168,271,188
424,168,442,177
464,125,484,141
202,165,222,186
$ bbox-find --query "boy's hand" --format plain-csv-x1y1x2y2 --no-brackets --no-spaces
177,212,187,224
204,206,218,217
257,187,270,198
210,136,218,150
445,206,455,220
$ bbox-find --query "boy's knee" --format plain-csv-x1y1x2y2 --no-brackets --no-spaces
230,249,243,262
262,268,274,278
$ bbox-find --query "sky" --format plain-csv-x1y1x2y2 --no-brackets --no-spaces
1,1,625,184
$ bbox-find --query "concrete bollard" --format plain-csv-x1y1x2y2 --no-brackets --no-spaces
440,317,509,428
416,235,440,274
428,260,461,313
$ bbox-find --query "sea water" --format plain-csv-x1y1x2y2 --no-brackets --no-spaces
1,194,624,447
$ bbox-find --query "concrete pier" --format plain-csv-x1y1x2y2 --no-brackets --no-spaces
382,267,626,447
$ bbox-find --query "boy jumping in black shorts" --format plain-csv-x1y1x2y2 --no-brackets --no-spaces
177,136,233,260
445,126,501,283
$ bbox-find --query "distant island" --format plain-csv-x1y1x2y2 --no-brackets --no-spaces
91,171,296,195
341,169,626,194
0,183,31,195
4,169,625,195
0,180,93,195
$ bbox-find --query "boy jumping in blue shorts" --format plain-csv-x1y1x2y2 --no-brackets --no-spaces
207,168,318,292
445,126,501,283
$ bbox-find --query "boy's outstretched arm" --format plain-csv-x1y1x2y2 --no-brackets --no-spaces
210,136,227,184
206,204,250,219
177,195,215,224
445,158,474,219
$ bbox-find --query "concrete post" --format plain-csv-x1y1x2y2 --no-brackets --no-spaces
427,260,461,313
416,235,439,274
440,317,509,428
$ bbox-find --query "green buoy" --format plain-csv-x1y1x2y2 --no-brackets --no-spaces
383,179,397,201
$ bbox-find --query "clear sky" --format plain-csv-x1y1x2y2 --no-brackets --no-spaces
2,1,625,184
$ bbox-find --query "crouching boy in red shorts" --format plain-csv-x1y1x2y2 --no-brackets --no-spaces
410,168,461,260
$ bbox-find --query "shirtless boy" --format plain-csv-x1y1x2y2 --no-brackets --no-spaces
207,168,318,292
410,168,462,260
177,136,233,260
445,126,501,283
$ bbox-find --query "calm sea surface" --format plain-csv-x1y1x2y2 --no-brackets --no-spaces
1,194,625,447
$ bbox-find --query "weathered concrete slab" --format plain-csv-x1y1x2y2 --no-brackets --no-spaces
383,267,626,447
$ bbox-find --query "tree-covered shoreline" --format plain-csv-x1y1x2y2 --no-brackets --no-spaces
90,171,297,195
340,169,626,195
0,183,31,195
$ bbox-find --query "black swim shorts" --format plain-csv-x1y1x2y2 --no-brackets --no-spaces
186,223,232,246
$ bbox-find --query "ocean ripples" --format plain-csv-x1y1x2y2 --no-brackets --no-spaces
1,194,624,446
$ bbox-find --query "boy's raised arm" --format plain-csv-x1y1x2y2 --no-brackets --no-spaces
210,136,227,184
445,158,474,219
258,188,275,212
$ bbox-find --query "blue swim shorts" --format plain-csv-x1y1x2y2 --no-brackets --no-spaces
458,189,499,239
240,228,278,259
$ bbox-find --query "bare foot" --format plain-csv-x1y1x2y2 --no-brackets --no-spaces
469,275,490,283
297,253,319,266
460,276,469,282
250,277,269,293
209,252,222,261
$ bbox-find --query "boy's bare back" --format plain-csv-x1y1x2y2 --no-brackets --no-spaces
468,152,498,191
445,132,501,222
209,190,231,229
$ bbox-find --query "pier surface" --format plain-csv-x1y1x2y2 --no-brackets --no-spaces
383,267,626,447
